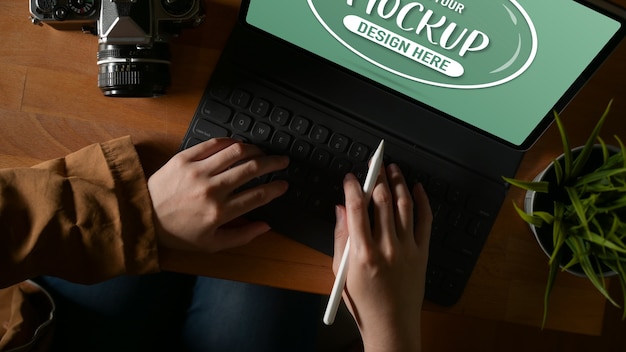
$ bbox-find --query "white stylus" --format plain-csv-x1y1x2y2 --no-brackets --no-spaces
323,139,385,325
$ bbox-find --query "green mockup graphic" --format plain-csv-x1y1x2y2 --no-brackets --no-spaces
310,0,536,89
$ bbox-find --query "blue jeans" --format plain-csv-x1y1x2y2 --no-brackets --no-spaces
36,273,321,352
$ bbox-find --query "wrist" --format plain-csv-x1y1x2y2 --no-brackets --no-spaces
360,322,421,352
362,336,421,352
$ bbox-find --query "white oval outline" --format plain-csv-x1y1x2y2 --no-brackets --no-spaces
307,0,538,89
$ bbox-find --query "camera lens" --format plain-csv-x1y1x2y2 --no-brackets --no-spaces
97,42,171,97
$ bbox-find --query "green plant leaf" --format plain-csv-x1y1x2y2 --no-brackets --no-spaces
599,150,626,171
615,135,626,169
561,252,581,271
598,137,610,164
596,252,626,263
554,158,564,185
551,203,566,256
511,202,546,227
574,168,626,187
554,111,573,179
606,214,626,249
543,249,562,328
503,177,550,193
571,100,613,178
566,187,590,232
585,232,626,253
533,211,555,225
604,258,626,319
566,236,619,307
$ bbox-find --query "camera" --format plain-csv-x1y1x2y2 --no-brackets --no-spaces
29,0,205,97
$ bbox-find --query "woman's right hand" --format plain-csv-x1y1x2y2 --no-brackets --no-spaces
333,164,432,352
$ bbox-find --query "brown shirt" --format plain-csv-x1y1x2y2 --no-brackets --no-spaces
0,136,161,350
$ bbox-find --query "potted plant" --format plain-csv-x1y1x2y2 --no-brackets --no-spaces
503,100,626,326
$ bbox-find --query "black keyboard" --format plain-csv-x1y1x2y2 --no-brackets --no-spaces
181,70,505,306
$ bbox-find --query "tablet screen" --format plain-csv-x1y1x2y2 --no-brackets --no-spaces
246,0,623,147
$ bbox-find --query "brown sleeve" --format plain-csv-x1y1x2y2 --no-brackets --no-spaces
0,136,159,288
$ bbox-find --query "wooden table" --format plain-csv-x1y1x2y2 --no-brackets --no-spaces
2,0,625,336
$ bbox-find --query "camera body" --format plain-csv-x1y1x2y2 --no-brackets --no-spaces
29,0,204,97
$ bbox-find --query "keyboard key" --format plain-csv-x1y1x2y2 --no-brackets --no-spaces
232,113,252,132
348,143,369,162
426,266,445,288
427,178,448,199
291,140,312,159
270,107,291,126
251,122,273,142
201,100,232,123
467,217,488,238
290,115,311,135
430,223,446,244
287,162,310,179
329,134,350,153
330,157,352,175
230,89,252,108
308,195,335,221
447,187,467,205
250,97,271,117
307,171,325,188
210,85,230,100
273,175,309,205
310,148,331,168
285,185,310,204
448,209,468,229
430,201,449,223
272,131,292,151
309,125,330,144
194,119,229,140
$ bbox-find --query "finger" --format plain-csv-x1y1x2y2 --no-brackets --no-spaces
221,180,289,224
388,164,413,242
200,142,267,176
371,163,397,250
210,221,272,252
332,205,348,274
413,183,433,250
343,173,373,251
216,154,290,190
180,138,239,162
